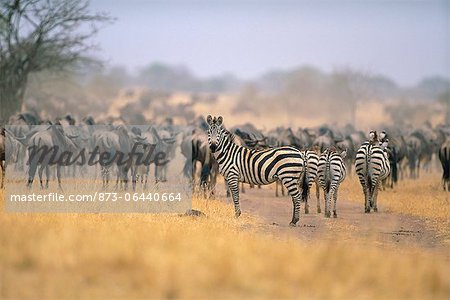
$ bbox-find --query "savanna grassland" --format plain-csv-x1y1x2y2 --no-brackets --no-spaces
0,172,449,299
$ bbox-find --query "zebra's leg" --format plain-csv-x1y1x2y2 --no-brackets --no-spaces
372,184,379,212
225,180,231,198
325,190,331,218
316,181,321,213
282,177,301,226
333,188,338,218
304,187,309,214
281,183,285,196
227,176,241,218
241,182,246,193
275,180,279,197
362,182,370,213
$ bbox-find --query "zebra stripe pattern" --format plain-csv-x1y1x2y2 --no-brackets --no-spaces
206,115,306,226
355,136,390,213
317,148,347,218
301,149,320,214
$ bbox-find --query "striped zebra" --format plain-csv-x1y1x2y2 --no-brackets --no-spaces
206,115,306,226
438,139,450,191
301,149,320,214
317,147,347,218
355,131,390,213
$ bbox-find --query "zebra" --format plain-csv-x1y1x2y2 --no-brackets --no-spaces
317,147,347,218
206,115,306,226
301,149,320,214
355,131,390,213
438,139,450,191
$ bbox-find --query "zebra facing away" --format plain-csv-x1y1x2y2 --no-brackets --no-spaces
317,147,347,218
355,131,390,213
301,149,320,214
206,115,306,226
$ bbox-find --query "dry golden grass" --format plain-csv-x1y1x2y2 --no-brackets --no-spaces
342,171,450,244
1,180,449,299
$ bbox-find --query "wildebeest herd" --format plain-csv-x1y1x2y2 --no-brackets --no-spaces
1,111,450,224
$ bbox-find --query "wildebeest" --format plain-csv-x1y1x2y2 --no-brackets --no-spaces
151,126,178,183
381,131,407,188
231,123,267,149
0,127,24,188
405,135,422,179
8,112,41,171
181,127,219,197
0,128,5,188
134,125,178,189
19,124,79,189
312,126,337,152
439,139,450,191
92,125,147,189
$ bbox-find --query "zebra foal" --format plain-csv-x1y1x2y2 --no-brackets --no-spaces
206,115,306,226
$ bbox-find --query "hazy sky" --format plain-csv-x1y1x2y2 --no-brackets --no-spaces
90,0,449,86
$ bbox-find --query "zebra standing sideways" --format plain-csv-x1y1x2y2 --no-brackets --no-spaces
355,131,390,213
317,147,347,218
206,115,306,226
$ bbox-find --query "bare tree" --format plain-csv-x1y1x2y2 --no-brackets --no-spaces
0,0,112,123
331,68,373,126
438,91,450,125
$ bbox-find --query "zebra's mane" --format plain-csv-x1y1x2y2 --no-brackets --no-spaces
223,128,238,145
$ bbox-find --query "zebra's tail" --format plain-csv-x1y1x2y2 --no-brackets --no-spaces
366,145,372,193
299,168,309,202
325,156,331,193
183,159,193,180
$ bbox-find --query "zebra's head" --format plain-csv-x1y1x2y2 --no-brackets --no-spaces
206,115,224,153
369,130,377,142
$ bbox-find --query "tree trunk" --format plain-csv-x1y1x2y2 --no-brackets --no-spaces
0,82,26,124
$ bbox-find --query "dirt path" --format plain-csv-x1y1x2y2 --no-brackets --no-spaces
214,184,446,252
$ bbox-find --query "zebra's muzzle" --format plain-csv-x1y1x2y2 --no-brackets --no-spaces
210,144,217,153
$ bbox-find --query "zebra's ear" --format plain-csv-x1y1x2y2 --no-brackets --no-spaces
340,149,347,159
206,115,213,125
217,116,223,126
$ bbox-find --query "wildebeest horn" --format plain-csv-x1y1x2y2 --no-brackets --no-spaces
151,127,162,141
4,128,16,137
135,136,147,141
163,137,176,143
66,134,79,139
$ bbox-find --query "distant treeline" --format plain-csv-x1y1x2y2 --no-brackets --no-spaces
84,63,449,101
